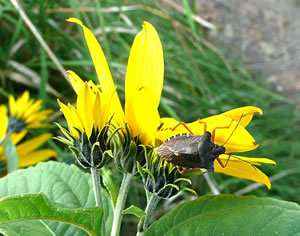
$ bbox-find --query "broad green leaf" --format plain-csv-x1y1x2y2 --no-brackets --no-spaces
4,138,18,173
0,193,102,236
0,161,112,236
100,165,119,208
146,194,300,236
122,205,146,218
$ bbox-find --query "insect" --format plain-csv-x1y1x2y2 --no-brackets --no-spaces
155,117,253,174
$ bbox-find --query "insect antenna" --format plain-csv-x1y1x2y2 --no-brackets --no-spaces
221,113,245,147
231,155,257,171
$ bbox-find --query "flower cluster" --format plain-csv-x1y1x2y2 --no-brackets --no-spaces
56,17,276,198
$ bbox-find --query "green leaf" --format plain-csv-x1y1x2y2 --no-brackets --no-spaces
146,195,300,235
0,193,102,236
100,165,119,208
4,138,18,173
0,161,112,236
122,205,146,218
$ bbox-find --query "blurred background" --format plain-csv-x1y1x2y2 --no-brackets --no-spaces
1,0,300,231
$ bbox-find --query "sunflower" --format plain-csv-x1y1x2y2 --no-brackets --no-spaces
155,106,276,189
63,18,163,147
7,91,52,134
0,105,56,171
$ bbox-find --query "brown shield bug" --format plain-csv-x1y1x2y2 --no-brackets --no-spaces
155,117,255,174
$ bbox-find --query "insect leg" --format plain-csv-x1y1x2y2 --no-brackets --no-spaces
197,119,207,134
177,166,188,174
224,153,232,167
216,157,225,168
172,122,194,135
211,119,234,142
216,153,232,169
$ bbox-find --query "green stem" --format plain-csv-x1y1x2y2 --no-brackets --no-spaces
111,172,133,236
90,167,105,236
90,168,103,208
137,193,161,236
0,130,12,146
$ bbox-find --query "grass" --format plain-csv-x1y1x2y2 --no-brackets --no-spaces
1,0,300,226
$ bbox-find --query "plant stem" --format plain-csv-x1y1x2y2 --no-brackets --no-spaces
137,193,161,236
90,167,106,236
90,167,103,208
111,172,133,236
0,130,12,146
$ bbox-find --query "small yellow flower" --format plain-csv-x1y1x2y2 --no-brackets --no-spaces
155,106,276,189
0,105,56,169
8,91,52,131
65,18,163,146
57,80,115,140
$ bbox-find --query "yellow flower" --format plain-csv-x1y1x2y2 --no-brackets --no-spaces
0,105,56,169
155,106,276,189
8,91,52,131
64,18,163,146
57,80,115,140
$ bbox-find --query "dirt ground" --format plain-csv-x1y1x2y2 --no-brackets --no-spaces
197,0,300,97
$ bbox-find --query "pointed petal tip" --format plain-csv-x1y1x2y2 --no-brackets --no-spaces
66,17,83,26
142,21,155,31
255,107,263,115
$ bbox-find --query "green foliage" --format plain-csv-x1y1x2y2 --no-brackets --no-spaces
0,193,103,236
1,1,300,234
100,165,119,208
0,161,112,235
146,194,300,235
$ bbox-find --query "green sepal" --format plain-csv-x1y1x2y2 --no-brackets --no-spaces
54,122,75,142
181,186,198,196
183,170,205,178
137,161,146,182
174,177,192,185
160,183,180,192
122,205,146,218
103,150,113,159
53,136,73,146
122,140,137,173
142,168,156,185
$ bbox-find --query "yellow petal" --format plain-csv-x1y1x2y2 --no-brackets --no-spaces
25,109,51,124
125,21,164,113
190,115,258,153
0,105,8,141
67,17,126,127
19,149,57,168
67,18,114,91
125,22,164,145
94,88,115,131
8,95,16,117
93,91,102,131
16,133,53,156
76,83,95,138
10,130,27,145
222,106,263,127
215,154,273,189
219,154,276,166
16,91,30,118
128,90,160,145
67,70,85,94
57,99,82,138
22,100,42,121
